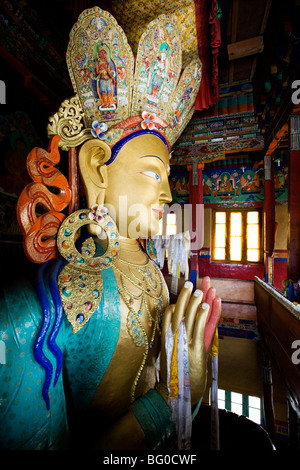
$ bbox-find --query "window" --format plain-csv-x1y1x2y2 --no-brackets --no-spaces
166,213,177,236
217,389,262,425
157,213,177,237
157,213,177,259
212,209,262,263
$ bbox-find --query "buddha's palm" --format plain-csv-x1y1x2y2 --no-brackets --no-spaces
160,276,221,406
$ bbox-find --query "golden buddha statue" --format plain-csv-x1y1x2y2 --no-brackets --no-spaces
0,7,221,450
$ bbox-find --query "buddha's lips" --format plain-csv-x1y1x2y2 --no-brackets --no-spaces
152,208,164,217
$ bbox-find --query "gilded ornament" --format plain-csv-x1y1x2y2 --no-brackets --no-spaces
47,95,92,151
57,205,120,333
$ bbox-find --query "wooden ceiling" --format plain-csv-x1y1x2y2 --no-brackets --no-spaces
218,0,273,86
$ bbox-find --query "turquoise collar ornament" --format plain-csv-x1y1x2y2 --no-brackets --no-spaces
57,205,119,333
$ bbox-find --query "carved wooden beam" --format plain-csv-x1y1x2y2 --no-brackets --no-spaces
227,36,264,61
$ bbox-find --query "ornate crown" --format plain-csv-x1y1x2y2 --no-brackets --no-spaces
48,7,202,151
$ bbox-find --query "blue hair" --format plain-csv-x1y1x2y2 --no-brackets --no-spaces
105,129,169,166
34,258,64,410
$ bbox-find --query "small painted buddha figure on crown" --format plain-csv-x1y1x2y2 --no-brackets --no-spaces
0,8,221,450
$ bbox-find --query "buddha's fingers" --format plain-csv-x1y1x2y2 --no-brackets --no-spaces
184,289,204,341
170,281,193,334
204,296,222,352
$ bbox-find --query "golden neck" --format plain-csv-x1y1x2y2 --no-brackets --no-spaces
118,237,148,265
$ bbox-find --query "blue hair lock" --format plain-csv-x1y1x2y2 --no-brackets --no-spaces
34,258,64,410
105,129,169,166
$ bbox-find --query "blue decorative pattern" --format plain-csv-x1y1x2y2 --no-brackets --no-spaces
62,263,121,412
130,389,173,450
0,243,121,449
0,272,69,449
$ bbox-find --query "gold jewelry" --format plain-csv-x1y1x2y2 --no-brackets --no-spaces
114,261,162,301
57,205,120,333
111,257,168,401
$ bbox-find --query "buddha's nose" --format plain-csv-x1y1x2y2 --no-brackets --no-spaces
159,180,172,205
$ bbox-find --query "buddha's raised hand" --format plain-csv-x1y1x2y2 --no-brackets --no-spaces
159,276,221,406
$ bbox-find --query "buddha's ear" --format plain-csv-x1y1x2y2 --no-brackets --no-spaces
78,139,111,208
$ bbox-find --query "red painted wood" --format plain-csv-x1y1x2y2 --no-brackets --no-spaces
68,147,79,214
273,259,288,291
265,158,275,257
198,256,264,280
288,148,300,280
16,136,72,263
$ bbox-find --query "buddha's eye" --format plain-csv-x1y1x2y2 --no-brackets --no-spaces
140,170,161,183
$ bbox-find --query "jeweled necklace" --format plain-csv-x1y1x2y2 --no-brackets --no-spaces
112,257,167,401
112,260,164,345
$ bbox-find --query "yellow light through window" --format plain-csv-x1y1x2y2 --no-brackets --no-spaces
247,224,258,248
212,209,261,263
216,212,226,224
230,212,242,261
247,211,258,224
215,247,226,260
247,249,259,262
214,212,226,260
215,224,226,247
246,211,259,262
230,212,242,236
166,213,177,236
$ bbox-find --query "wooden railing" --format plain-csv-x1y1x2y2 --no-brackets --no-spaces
254,276,300,414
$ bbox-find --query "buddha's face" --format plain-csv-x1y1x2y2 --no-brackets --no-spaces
104,134,172,238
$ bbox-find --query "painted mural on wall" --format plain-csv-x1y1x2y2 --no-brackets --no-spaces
169,166,189,204
274,158,288,205
203,165,264,207
165,156,288,207
203,160,288,207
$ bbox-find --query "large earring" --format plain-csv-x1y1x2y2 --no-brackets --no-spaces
57,205,119,333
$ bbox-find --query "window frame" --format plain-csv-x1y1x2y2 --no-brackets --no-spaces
212,208,263,264
217,389,263,425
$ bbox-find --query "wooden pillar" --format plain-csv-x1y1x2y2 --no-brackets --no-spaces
188,163,204,289
288,116,300,281
264,154,275,283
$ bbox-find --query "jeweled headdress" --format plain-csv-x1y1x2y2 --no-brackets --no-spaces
48,7,202,151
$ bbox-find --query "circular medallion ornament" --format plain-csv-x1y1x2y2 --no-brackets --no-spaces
57,205,119,333
57,205,119,271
